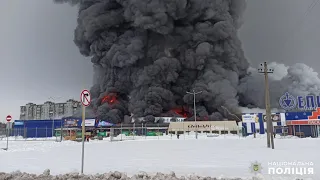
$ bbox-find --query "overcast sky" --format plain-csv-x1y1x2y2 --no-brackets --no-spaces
0,0,319,122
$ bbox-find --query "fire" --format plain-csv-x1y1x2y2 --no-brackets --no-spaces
171,107,191,118
101,94,117,104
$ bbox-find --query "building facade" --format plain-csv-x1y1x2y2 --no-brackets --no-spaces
19,99,81,120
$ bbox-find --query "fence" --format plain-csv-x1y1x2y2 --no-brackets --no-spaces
0,123,245,141
0,127,61,141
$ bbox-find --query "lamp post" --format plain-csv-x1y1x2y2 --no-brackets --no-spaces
186,90,202,139
258,62,275,149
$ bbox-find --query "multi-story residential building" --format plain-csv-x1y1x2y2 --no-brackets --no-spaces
19,99,81,120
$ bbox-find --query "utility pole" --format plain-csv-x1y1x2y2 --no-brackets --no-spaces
186,90,202,139
258,62,275,149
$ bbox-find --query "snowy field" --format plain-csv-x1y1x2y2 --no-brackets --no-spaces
0,134,318,180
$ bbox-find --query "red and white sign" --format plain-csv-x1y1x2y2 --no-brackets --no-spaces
308,120,320,125
286,119,320,125
6,115,12,122
80,89,91,107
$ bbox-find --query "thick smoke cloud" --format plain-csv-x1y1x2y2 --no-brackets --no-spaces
54,0,320,123
239,62,320,110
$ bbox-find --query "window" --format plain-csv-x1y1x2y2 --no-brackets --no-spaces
230,130,238,134
221,130,228,134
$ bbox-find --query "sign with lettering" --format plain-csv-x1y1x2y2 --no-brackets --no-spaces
308,120,320,125
187,124,227,130
97,121,114,127
14,121,24,126
279,92,320,111
286,120,320,125
242,114,259,123
64,119,78,127
85,119,95,126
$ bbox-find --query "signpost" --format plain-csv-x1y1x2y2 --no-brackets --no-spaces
3,115,12,150
80,89,91,174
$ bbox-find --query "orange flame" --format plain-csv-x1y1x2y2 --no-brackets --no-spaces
101,94,117,104
171,107,191,118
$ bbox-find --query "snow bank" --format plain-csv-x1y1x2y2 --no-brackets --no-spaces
0,170,251,180
1,134,318,180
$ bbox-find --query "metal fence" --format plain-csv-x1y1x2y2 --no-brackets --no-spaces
0,127,60,141
0,124,244,141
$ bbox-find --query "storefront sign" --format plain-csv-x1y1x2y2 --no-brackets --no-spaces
242,114,258,123
85,119,95,126
187,124,227,130
64,119,78,127
279,92,320,111
308,120,320,125
97,121,114,127
286,120,320,125
14,121,24,126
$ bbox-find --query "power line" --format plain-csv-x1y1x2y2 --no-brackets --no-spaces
302,0,319,22
281,0,319,60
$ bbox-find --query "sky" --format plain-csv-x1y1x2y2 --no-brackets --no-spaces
0,0,319,122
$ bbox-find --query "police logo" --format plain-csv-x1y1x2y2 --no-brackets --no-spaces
279,92,296,110
249,161,262,174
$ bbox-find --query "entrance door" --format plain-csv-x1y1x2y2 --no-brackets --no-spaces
311,126,314,138
311,125,319,138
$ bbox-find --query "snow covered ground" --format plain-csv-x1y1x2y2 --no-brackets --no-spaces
0,134,318,180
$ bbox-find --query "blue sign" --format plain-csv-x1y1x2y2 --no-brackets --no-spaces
279,92,320,111
14,121,24,126
98,121,114,127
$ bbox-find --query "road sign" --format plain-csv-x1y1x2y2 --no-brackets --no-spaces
80,89,91,107
6,115,12,122
80,89,91,174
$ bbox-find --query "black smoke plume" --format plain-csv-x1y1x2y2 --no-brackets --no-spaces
56,0,320,123
53,0,248,123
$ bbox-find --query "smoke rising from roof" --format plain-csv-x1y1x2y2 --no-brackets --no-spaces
54,0,320,122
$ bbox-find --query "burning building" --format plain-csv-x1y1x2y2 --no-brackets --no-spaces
53,0,248,123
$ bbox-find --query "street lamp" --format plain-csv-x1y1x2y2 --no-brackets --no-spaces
258,62,275,149
186,90,202,139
